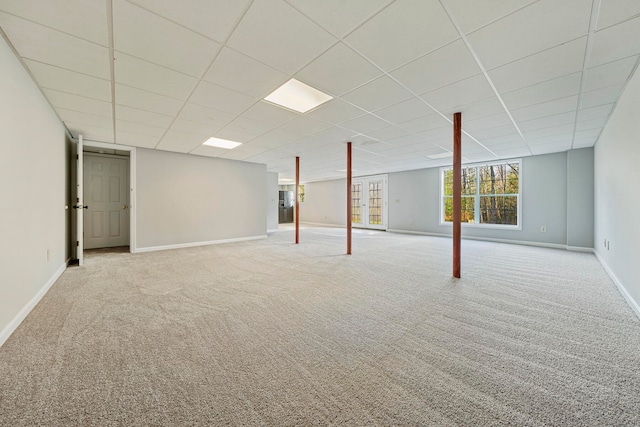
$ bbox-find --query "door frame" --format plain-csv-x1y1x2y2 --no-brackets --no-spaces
352,174,389,231
77,139,137,254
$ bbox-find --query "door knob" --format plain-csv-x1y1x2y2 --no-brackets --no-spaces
122,205,127,210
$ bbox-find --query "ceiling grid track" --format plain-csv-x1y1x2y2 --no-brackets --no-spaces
106,0,117,144
570,0,601,150
439,0,533,157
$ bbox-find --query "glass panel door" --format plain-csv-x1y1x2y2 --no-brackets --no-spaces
351,175,387,230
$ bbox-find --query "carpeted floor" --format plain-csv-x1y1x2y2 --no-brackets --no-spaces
1,226,639,426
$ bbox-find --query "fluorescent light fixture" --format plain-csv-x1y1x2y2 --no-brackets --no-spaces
264,78,332,113
426,152,453,160
202,137,242,149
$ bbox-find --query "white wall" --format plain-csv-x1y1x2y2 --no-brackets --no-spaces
266,172,278,231
594,66,640,315
0,35,70,345
300,178,346,226
136,149,267,249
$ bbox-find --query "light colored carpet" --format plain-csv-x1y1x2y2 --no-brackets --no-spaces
1,226,639,426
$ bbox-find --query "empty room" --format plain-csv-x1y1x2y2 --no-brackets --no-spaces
1,0,640,425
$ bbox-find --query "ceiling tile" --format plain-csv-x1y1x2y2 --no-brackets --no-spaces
57,108,112,128
296,42,382,96
115,84,183,116
531,142,572,155
467,0,591,69
179,103,236,128
489,37,587,93
572,135,598,148
589,16,640,67
156,130,210,153
342,75,413,112
501,72,581,110
116,131,161,148
286,0,393,38
576,116,608,131
282,115,332,139
203,47,288,98
115,53,197,100
576,103,614,122
523,123,575,140
442,96,505,121
0,12,109,79
222,116,279,140
0,0,108,45
584,55,639,91
372,98,435,124
116,120,165,137
581,85,623,109
517,111,576,132
526,132,573,146
463,113,512,132
128,0,252,42
113,1,220,77
306,99,366,125
444,0,537,34
213,127,258,143
364,126,410,142
65,121,113,142
309,126,355,144
241,101,298,128
421,74,494,111
115,105,173,128
472,124,520,140
227,0,336,75
189,81,257,114
391,40,480,95
24,59,110,101
596,0,640,30
170,118,224,137
339,114,391,135
511,95,578,122
397,114,451,134
345,0,458,71
43,89,112,118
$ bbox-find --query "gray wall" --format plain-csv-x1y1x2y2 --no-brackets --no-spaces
0,35,70,341
595,65,640,312
266,172,278,231
567,148,594,248
388,152,573,246
302,151,594,249
300,178,346,225
136,149,267,249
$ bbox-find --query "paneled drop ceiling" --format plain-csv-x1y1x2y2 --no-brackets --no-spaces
1,0,639,182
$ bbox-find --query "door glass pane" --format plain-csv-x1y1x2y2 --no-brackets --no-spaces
369,181,382,225
352,183,361,224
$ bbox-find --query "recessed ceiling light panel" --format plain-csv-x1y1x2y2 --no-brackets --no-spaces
264,78,333,113
203,137,242,149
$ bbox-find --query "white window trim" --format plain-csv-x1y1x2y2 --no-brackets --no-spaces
439,158,522,230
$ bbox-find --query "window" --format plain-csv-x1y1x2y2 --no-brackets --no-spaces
441,160,520,228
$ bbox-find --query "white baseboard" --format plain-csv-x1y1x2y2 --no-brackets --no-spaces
387,229,569,250
267,229,279,233
0,262,67,348
567,246,595,253
594,251,640,320
136,235,267,253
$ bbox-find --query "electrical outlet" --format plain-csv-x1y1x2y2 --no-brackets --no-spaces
607,240,610,250
540,226,546,232
604,238,607,247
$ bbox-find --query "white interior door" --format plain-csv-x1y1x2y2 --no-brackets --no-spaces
351,174,388,230
84,154,129,249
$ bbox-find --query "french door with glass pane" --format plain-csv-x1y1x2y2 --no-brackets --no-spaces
351,174,388,230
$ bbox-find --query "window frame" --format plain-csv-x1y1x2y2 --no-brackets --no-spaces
439,159,522,230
